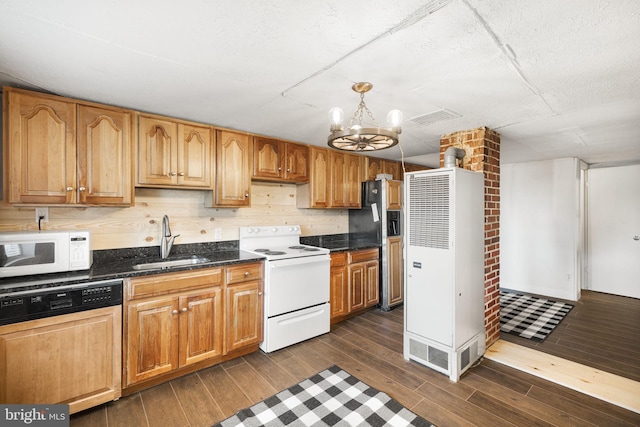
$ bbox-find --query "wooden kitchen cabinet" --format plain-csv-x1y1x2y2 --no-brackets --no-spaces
137,114,212,188
387,236,403,308
253,137,308,182
297,146,330,208
225,262,264,352
123,262,263,392
0,306,122,414
330,248,379,323
330,151,362,208
386,180,402,210
329,252,348,321
124,267,224,387
348,248,380,312
209,129,252,207
4,87,134,205
363,157,402,181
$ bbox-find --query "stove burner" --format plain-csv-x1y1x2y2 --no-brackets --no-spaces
254,249,270,252
265,251,286,256
303,247,320,251
288,245,305,249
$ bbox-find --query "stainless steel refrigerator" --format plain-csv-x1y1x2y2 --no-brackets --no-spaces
349,178,403,311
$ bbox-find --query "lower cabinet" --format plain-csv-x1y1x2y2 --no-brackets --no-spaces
330,248,379,323
123,262,263,391
0,306,122,414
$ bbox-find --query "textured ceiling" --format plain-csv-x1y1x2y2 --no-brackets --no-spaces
1,0,639,167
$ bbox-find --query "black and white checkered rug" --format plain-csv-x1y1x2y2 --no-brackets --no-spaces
500,290,574,342
212,365,435,427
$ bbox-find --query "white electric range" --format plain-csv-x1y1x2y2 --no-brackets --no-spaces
239,226,330,353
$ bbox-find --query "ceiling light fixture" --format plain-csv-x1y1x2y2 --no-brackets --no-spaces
327,82,403,152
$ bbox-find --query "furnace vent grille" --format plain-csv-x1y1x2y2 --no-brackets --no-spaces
409,109,461,126
408,174,450,249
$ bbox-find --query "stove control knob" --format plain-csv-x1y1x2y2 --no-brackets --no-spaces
273,228,278,232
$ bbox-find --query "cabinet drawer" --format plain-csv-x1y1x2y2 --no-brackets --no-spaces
127,267,224,299
226,262,263,284
330,252,347,267
348,248,379,264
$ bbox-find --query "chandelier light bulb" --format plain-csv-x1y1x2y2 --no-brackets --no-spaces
328,107,344,126
387,109,404,128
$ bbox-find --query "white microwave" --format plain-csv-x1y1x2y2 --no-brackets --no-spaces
0,230,93,278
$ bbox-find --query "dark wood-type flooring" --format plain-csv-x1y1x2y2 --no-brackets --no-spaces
72,290,640,427
500,290,640,382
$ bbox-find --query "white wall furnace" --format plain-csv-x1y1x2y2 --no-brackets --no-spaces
403,167,485,382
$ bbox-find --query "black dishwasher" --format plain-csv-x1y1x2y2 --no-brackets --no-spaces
0,278,123,326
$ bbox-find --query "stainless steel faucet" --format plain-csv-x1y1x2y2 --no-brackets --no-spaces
160,215,180,259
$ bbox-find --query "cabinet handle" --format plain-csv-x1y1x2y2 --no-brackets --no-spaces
78,186,86,192
258,292,263,296
244,271,250,277
178,172,185,176
66,186,74,192
277,167,282,171
172,309,178,315
286,168,291,172
169,172,177,176
244,192,249,198
181,307,187,312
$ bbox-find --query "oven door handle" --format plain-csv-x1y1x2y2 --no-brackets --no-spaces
269,255,329,268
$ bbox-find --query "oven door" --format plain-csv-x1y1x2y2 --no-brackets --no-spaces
265,255,330,317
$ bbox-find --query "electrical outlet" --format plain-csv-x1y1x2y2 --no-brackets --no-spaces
35,207,49,223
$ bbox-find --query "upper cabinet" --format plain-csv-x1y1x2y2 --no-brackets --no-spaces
297,147,330,208
252,137,308,183
137,114,212,189
363,157,401,181
4,87,134,206
208,130,252,207
330,152,361,208
386,180,402,210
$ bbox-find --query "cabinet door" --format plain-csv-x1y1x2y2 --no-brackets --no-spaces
77,105,133,205
226,281,262,352
126,297,179,385
311,147,330,208
0,307,121,414
6,89,77,204
137,116,178,186
215,130,251,207
178,123,212,187
387,237,403,307
330,254,348,319
330,151,347,207
386,180,402,210
284,143,309,182
348,263,366,312
253,137,283,180
383,160,401,180
365,260,380,307
345,153,362,207
364,157,383,181
179,288,223,367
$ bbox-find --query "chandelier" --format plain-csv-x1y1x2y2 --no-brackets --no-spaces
327,82,403,152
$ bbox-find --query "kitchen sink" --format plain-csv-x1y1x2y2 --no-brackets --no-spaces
132,255,211,271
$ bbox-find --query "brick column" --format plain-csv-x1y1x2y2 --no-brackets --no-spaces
440,127,501,347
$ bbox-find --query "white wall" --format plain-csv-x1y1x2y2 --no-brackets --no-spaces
501,158,584,301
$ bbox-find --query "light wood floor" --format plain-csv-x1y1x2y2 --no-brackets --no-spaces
71,291,640,427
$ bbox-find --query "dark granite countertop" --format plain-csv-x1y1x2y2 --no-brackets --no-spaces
0,234,382,295
0,241,265,295
301,234,381,253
